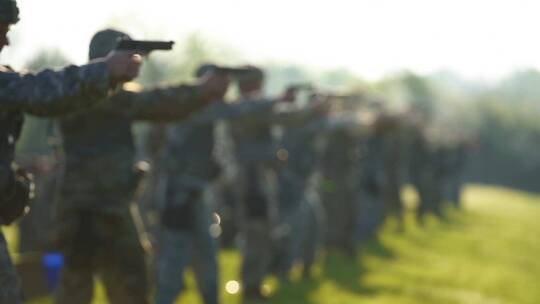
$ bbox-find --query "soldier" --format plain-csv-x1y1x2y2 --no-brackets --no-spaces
352,101,403,240
318,110,365,257
154,66,230,304
378,114,408,232
16,154,61,256
270,88,328,279
223,67,277,300
441,138,468,209
296,180,326,278
225,67,323,298
53,29,229,304
0,2,142,303
409,128,445,224
356,130,386,240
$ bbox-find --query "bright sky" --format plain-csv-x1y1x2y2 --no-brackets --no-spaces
2,0,540,81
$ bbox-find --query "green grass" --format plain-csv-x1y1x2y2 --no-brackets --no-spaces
5,184,540,304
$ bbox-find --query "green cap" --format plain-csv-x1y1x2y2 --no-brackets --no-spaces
235,66,264,86
195,63,218,78
89,28,131,60
0,0,19,24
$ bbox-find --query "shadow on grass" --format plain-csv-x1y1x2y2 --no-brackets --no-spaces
265,207,470,303
324,237,396,296
263,236,396,304
263,277,324,304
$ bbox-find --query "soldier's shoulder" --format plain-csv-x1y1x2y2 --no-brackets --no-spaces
0,65,15,73
0,65,20,83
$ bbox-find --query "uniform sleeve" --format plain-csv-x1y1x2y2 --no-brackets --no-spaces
104,84,205,122
222,99,275,127
267,107,315,126
216,99,308,128
254,102,320,126
0,62,111,116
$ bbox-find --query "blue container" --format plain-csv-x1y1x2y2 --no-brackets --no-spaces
42,252,64,292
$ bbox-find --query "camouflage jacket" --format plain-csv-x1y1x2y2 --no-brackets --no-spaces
162,99,321,187
228,99,320,164
163,99,276,188
318,115,367,185
59,84,206,212
1,62,110,198
275,104,330,179
162,101,227,189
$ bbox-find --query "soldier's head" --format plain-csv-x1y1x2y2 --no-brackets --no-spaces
194,63,232,102
236,66,265,98
280,86,298,103
0,0,19,52
89,28,131,60
195,63,218,79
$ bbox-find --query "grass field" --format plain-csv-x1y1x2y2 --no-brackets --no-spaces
5,184,540,304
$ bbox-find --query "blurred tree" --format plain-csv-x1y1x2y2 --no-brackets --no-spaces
318,68,362,91
498,69,540,106
401,72,435,120
25,49,71,72
264,64,312,96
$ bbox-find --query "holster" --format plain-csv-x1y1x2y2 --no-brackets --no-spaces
161,190,200,231
131,161,151,199
0,168,34,226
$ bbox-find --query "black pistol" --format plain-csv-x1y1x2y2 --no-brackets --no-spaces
195,64,252,78
116,38,174,54
286,83,313,92
212,66,251,76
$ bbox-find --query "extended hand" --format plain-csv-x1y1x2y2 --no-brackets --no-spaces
197,71,231,103
103,50,143,85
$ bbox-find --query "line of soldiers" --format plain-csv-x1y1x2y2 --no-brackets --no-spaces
135,68,470,303
0,1,469,303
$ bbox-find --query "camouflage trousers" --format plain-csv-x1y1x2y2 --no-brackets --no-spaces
241,218,273,293
414,172,444,223
380,179,405,231
235,163,276,294
54,207,149,304
213,180,238,248
443,174,463,208
271,168,305,279
18,166,58,254
320,177,358,256
0,231,22,304
296,186,325,277
356,188,385,240
155,185,218,304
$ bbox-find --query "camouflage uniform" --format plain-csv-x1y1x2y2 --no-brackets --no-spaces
319,116,364,256
54,29,211,304
409,130,444,224
226,99,277,296
271,105,327,278
379,119,408,231
296,179,325,277
211,119,238,248
155,102,229,304
17,155,60,253
0,37,112,304
356,135,386,240
226,98,316,294
441,142,467,208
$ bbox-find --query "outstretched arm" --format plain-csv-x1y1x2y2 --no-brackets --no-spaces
0,62,110,116
0,50,142,116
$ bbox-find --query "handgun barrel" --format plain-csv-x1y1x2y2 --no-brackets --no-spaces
116,39,175,52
